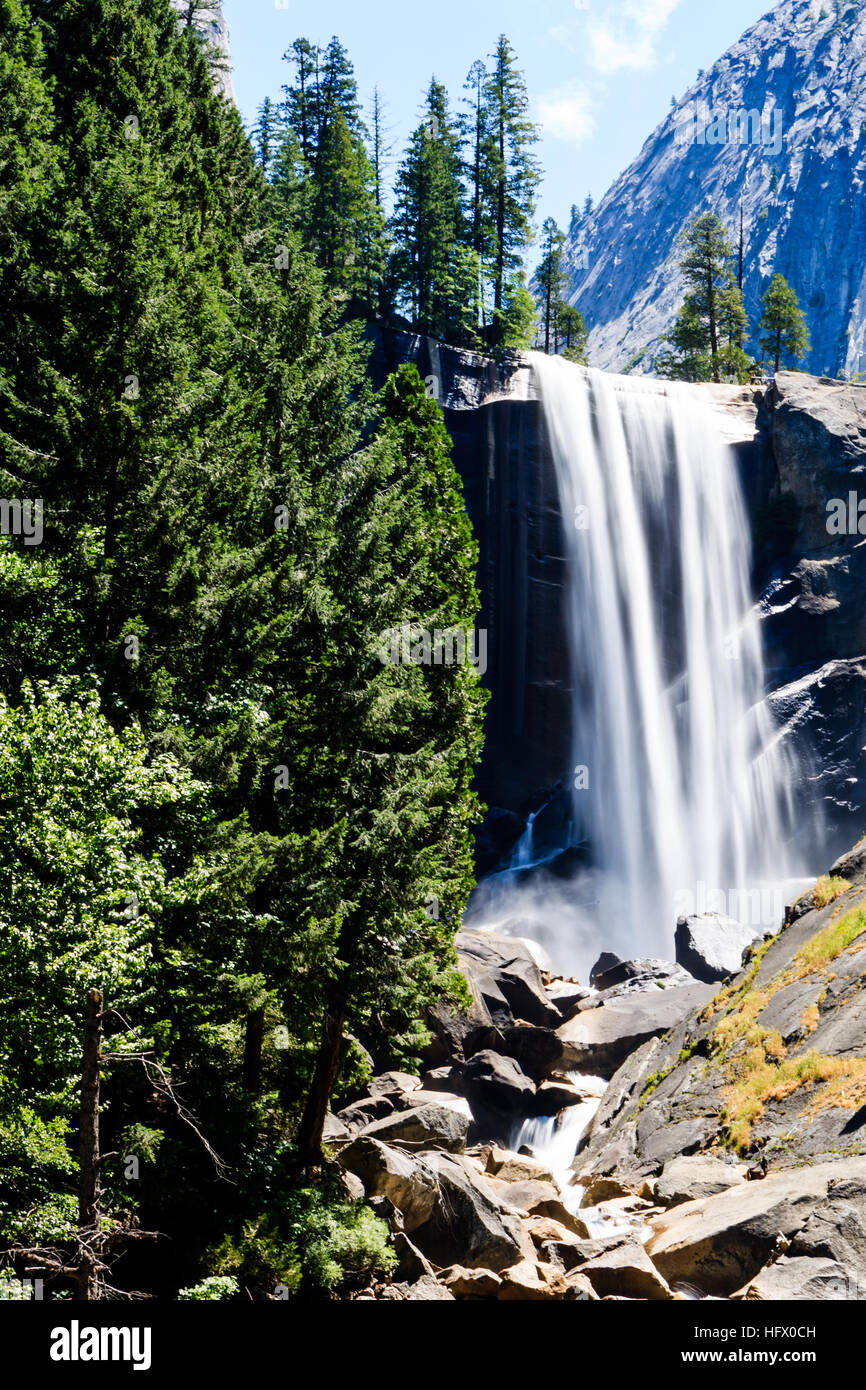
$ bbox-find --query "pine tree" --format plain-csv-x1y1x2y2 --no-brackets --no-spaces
461,58,496,333
537,217,567,353
659,213,748,384
282,38,320,170
558,303,588,364
759,273,810,373
252,96,280,178
369,85,391,213
391,81,477,345
482,37,541,340
295,365,485,1163
279,35,384,312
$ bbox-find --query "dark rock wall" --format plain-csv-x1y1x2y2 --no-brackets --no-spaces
367,330,866,862
366,329,572,824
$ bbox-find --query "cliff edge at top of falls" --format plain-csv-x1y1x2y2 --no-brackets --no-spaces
563,0,866,380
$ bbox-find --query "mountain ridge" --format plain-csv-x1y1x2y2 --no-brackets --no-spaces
565,0,866,378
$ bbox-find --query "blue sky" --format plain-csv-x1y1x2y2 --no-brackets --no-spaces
223,0,773,239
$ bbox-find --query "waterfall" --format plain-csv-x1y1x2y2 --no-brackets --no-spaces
530,354,801,964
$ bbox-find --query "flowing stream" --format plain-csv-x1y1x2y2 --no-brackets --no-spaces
470,356,809,978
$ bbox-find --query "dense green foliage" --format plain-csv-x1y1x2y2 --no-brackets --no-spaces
268,31,542,355
656,213,751,383
0,0,485,1300
758,273,810,372
535,217,587,362
658,214,811,383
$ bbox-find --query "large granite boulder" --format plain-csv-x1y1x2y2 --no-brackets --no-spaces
411,1155,528,1273
674,913,762,984
646,1159,866,1296
356,1103,470,1154
556,982,715,1079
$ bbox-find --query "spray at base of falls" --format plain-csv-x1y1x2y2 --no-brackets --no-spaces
470,357,814,981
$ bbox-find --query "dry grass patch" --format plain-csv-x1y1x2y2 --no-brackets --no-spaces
792,904,866,975
812,875,852,909
722,1047,866,1151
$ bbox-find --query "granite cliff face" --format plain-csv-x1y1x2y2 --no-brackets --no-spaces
169,1,235,103
565,0,866,379
372,335,866,872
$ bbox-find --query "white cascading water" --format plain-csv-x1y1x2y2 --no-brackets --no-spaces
535,354,801,962
470,355,808,978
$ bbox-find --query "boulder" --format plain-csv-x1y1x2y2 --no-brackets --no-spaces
338,1138,437,1233
412,1153,528,1272
547,981,592,1016
556,983,714,1078
829,837,866,884
590,952,624,989
733,1255,863,1301
491,1179,591,1238
336,1096,394,1132
497,1260,570,1301
563,1271,600,1300
589,954,695,995
337,1169,365,1203
461,1049,536,1115
456,930,562,1028
377,1276,456,1301
675,913,762,984
356,1102,470,1153
540,1232,636,1273
391,1232,436,1283
580,1175,636,1206
496,1024,564,1080
402,1090,472,1120
368,1071,422,1099
322,1112,351,1145
655,1156,747,1208
441,1265,502,1299
533,1080,589,1116
645,1158,866,1296
580,1241,675,1301
485,1148,556,1184
528,1217,585,1249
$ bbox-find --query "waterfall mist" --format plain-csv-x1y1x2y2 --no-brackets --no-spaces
468,356,812,981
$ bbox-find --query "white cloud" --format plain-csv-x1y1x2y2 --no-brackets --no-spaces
589,0,682,73
537,84,596,142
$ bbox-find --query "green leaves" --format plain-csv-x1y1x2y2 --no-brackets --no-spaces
759,272,810,372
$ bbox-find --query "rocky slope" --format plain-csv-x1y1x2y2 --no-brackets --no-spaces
329,841,866,1299
565,0,866,378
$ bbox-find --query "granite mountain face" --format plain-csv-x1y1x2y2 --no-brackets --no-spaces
565,0,866,378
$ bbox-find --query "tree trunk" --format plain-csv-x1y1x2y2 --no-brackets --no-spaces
737,208,745,350
242,1007,265,1093
545,280,551,354
706,234,719,383
296,1006,346,1167
77,988,102,1300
